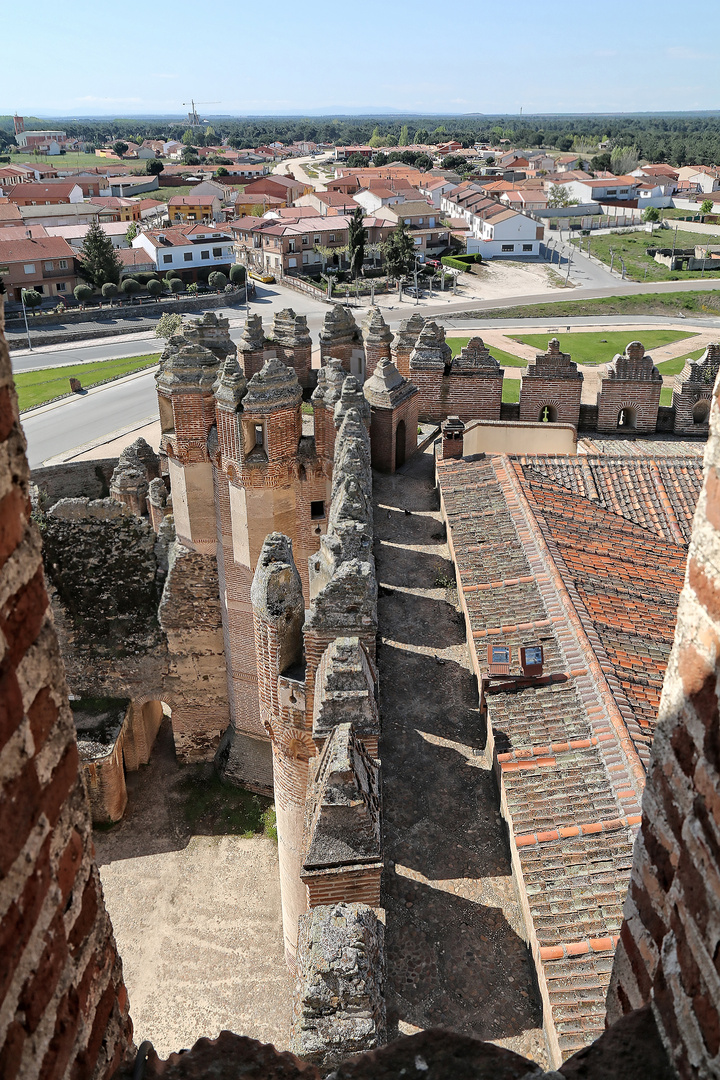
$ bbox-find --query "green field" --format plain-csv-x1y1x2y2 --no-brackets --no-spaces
509,330,698,366
572,229,720,283
656,348,707,376
146,185,196,203
17,354,159,412
502,379,520,403
660,387,672,406
447,337,526,366
457,290,720,321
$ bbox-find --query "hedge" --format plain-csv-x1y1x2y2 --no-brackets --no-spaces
441,254,483,272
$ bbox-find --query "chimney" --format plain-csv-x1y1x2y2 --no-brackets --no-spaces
442,415,465,459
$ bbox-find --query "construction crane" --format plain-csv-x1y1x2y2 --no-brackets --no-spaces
183,100,220,127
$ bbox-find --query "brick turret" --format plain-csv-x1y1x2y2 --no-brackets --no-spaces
184,310,235,363
272,308,314,389
409,332,502,424
596,340,663,434
392,312,425,376
236,313,267,378
519,337,583,428
311,357,346,463
672,341,720,434
362,306,393,378
319,305,364,378
363,357,419,472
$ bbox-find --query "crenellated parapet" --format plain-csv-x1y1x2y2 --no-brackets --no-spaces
597,340,663,434
363,306,393,378
319,305,364,378
520,337,583,428
392,312,425,377
311,357,347,463
673,341,720,434
183,311,235,363
236,312,267,378
156,334,221,465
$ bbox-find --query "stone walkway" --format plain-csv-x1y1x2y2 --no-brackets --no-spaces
95,723,291,1058
373,448,548,1068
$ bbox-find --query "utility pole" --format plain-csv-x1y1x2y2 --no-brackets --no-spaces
564,251,572,287
671,224,678,258
20,289,32,351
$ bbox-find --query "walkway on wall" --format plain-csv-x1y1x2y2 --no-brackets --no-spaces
373,447,548,1067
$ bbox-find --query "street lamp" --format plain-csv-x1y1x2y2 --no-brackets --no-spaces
413,251,422,306
20,289,33,351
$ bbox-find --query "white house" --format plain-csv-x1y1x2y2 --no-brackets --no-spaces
466,209,543,258
352,187,406,214
563,176,639,203
677,166,720,194
133,224,234,277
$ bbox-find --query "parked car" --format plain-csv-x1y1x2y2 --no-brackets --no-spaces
248,270,275,284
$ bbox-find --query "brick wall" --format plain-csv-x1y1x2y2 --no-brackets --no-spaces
0,297,133,1080
596,345,663,435
368,395,419,473
409,369,503,425
606,363,720,1077
303,865,382,909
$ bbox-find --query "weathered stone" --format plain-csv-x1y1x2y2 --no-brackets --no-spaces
243,356,303,413
363,357,416,410
312,638,378,748
184,311,236,362
673,341,720,434
319,305,362,358
213,354,248,410
452,337,503,374
156,337,220,394
333,375,371,430
408,320,452,371
292,903,386,1066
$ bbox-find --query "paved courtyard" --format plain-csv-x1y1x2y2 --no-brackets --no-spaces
374,446,549,1068
94,724,291,1058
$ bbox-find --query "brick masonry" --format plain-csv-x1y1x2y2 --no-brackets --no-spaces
0,294,133,1080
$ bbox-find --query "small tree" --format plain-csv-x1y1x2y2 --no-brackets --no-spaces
22,289,42,315
121,278,141,295
186,282,199,294
700,199,714,217
348,205,367,281
146,159,164,176
101,281,119,305
642,206,661,234
146,278,163,296
383,221,416,279
112,141,128,159
168,278,186,293
229,264,246,285
216,166,229,177
78,222,122,289
547,183,579,208
182,146,200,165
125,221,138,244
155,312,183,340
208,271,227,290
74,284,93,306
398,124,410,147
346,153,369,169
182,129,196,146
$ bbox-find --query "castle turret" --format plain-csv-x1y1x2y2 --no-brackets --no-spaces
184,311,235,363
311,357,346,463
319,306,365,379
673,342,720,434
519,337,583,428
392,312,425,376
597,340,663,434
272,308,314,389
236,313,267,378
155,334,220,549
363,307,393,378
363,357,419,472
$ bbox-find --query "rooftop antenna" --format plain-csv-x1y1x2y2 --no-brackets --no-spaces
182,100,220,127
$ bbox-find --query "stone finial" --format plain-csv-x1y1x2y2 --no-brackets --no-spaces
184,311,235,362
333,409,372,499
524,337,582,381
394,312,425,351
408,321,452,371
250,532,304,623
213,354,248,409
148,477,169,510
452,337,503,374
312,638,378,746
333,375,371,430
292,903,386,1065
237,312,266,354
155,338,220,394
242,356,303,412
311,357,346,409
272,308,312,348
675,342,720,391
303,723,380,869
548,337,561,354
364,306,393,344
606,342,661,383
305,558,377,633
319,305,362,353
363,358,416,409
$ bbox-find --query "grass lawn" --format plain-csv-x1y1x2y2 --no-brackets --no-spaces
179,770,276,839
447,336,527,366
572,229,720,283
17,354,159,412
509,330,698,366
145,185,196,203
660,387,673,406
502,379,520,403
459,291,720,320
656,348,707,376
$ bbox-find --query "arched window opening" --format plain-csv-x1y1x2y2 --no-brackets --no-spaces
539,405,558,423
617,407,637,430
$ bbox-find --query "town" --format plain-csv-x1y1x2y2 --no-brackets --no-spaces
3,53,720,1080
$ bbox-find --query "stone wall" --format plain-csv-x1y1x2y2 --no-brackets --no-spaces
0,295,133,1079
408,329,505,425
596,342,662,435
519,338,583,428
607,362,720,1077
33,460,116,505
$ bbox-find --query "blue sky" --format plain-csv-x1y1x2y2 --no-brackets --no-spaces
2,0,718,116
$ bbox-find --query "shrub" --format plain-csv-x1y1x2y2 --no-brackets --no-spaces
224,283,234,293
155,312,183,340
22,289,43,313
186,282,199,294
208,271,227,290
121,278,142,295
73,284,93,305
146,279,163,295
165,269,181,280
101,282,118,300
169,278,186,293
441,254,482,272
229,264,246,285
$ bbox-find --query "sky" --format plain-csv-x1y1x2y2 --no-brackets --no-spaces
1,0,719,117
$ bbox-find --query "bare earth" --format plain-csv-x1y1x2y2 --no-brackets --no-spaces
95,725,291,1059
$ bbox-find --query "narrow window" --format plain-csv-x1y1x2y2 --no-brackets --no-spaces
311,500,325,520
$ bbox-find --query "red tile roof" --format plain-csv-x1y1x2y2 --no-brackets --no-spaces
0,235,76,262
